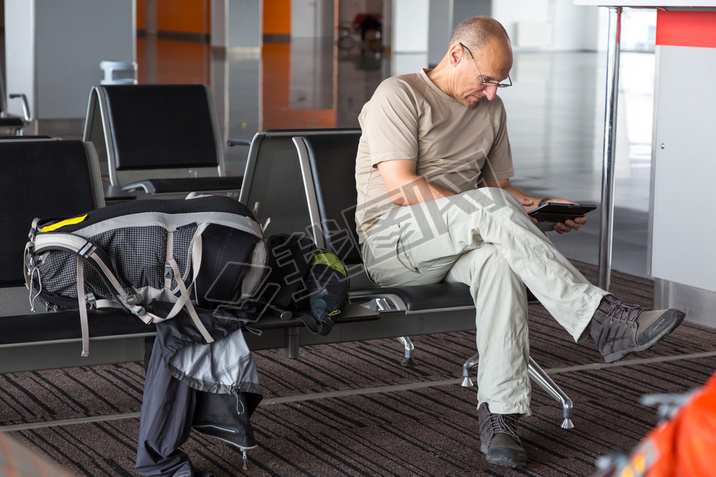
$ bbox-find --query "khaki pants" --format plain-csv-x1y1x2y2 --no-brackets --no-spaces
362,188,606,415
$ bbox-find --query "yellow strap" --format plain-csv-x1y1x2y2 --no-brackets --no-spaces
41,214,87,232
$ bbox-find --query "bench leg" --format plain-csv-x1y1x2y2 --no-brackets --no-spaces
461,352,480,387
397,336,416,366
461,352,574,429
279,328,300,359
528,357,574,429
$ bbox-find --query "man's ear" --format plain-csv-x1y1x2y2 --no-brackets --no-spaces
449,44,462,66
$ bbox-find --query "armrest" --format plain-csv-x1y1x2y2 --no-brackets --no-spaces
227,139,251,147
8,94,31,123
122,176,243,194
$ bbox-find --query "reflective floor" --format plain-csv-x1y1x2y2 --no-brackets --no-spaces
32,37,656,280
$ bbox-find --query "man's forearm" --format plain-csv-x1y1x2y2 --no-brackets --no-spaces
391,177,455,206
377,159,455,206
499,185,542,211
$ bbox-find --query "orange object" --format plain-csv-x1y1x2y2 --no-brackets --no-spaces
613,371,716,477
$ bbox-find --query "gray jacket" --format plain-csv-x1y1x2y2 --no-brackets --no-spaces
136,303,262,477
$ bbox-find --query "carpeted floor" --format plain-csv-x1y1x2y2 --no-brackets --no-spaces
1,261,715,476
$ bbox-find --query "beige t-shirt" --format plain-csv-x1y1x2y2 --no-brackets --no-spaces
355,69,514,242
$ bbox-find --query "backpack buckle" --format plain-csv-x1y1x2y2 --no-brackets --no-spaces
78,241,95,258
126,288,142,306
164,263,173,280
85,292,97,310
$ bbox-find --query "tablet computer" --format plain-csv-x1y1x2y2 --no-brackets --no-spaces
529,202,597,223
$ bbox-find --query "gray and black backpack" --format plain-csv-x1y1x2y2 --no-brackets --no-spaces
24,195,267,356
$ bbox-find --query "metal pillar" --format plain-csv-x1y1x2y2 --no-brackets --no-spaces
598,7,622,291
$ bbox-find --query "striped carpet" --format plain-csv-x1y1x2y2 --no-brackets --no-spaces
1,261,715,476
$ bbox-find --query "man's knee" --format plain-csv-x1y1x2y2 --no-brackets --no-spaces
481,247,513,276
454,245,520,288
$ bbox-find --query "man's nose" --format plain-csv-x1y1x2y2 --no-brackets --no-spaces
483,84,498,101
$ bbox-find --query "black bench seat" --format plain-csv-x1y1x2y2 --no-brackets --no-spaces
351,284,537,312
351,283,475,311
0,310,155,346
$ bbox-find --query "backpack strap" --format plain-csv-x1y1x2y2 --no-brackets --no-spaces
32,233,146,316
289,311,333,336
162,257,214,344
165,231,175,290
31,232,216,353
76,257,91,356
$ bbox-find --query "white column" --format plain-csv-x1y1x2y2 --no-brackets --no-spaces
4,0,35,120
292,0,334,38
211,0,262,50
228,0,262,48
392,0,429,75
427,0,452,67
211,0,229,48
5,0,135,121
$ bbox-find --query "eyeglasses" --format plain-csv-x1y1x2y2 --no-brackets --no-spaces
459,42,513,89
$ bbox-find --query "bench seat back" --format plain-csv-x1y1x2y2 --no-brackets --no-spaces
83,85,239,194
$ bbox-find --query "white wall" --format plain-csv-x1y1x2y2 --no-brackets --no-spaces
228,0,262,47
292,0,334,38
452,0,491,27
393,0,429,53
392,0,429,74
427,0,451,66
4,0,35,119
651,44,716,328
396,0,602,76
211,0,228,48
552,1,599,51
5,0,135,120
427,0,492,66
38,0,135,119
651,45,716,294
492,0,600,51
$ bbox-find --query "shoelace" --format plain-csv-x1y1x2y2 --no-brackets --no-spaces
604,296,649,324
489,412,521,444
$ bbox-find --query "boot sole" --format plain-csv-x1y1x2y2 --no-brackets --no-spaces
485,454,528,468
603,310,685,363
481,444,528,468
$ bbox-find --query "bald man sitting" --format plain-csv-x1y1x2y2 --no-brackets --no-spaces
355,16,685,468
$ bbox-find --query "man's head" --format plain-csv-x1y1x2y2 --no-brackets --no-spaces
433,17,513,107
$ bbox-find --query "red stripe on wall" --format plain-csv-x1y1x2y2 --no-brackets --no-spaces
656,10,716,48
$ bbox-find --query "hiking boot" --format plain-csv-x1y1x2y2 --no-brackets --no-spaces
590,295,685,363
478,402,528,468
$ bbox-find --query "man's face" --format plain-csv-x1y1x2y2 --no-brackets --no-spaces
454,38,513,107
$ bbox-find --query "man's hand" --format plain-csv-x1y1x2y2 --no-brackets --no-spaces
517,196,537,211
485,179,587,234
539,198,587,234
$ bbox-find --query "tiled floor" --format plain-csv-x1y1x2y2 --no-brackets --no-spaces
26,37,657,280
